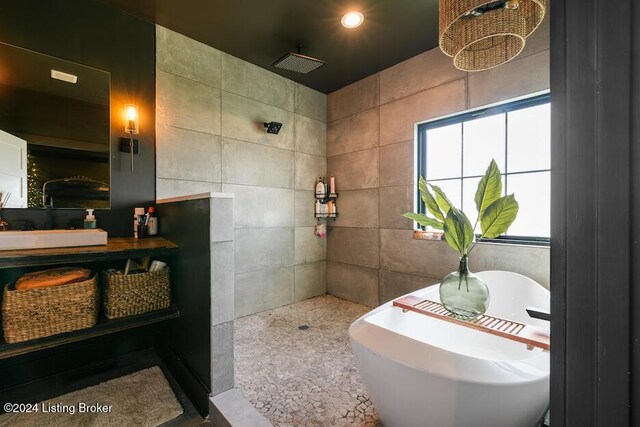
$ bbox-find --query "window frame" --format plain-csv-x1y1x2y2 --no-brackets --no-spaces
415,93,551,246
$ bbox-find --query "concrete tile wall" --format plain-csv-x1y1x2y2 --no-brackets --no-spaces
209,196,235,395
331,189,379,229
156,26,327,317
294,261,326,302
327,261,379,307
326,16,551,306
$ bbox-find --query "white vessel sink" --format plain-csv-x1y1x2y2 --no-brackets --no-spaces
0,229,108,251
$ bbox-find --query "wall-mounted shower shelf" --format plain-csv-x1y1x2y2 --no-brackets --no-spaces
393,295,550,351
315,213,338,219
314,192,338,220
315,193,338,201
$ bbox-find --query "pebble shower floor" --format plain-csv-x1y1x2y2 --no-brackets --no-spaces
235,295,381,426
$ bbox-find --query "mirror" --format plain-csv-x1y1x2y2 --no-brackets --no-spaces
0,42,110,209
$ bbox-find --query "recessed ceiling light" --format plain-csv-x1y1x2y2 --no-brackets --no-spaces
341,11,364,29
51,69,77,84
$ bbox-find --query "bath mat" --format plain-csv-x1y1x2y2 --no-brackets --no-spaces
0,366,183,427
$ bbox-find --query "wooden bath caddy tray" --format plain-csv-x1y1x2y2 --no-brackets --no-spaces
393,295,550,351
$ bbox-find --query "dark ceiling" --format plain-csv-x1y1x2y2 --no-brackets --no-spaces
99,0,440,94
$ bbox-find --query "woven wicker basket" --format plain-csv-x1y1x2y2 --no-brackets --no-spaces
2,276,98,343
102,268,171,319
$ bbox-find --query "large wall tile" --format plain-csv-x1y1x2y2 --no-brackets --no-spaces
157,70,221,134
222,53,294,111
295,190,316,227
379,140,414,187
380,229,550,288
332,189,379,228
468,50,550,109
327,262,378,307
156,26,221,87
235,267,294,317
295,153,327,191
380,229,458,278
222,184,294,228
327,148,379,190
234,228,294,274
379,186,414,230
380,48,467,105
327,74,379,122
156,124,222,183
211,198,234,243
379,79,466,146
295,226,326,264
473,243,550,289
294,114,326,157
379,270,439,304
294,261,326,302
222,138,294,188
211,321,234,394
327,108,379,157
221,92,294,150
327,227,379,269
156,179,222,200
519,14,549,59
211,241,234,325
295,83,327,122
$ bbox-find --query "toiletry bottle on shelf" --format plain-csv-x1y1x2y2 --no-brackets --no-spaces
147,207,158,236
320,202,328,215
315,177,325,198
329,177,335,195
323,177,328,196
134,207,145,238
84,209,97,229
315,200,321,216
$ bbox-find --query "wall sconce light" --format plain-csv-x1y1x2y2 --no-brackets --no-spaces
264,121,283,134
124,104,139,134
120,104,139,172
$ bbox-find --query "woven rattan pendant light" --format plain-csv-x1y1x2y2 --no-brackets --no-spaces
439,0,546,71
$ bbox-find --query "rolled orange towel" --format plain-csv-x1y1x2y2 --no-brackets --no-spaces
16,267,92,291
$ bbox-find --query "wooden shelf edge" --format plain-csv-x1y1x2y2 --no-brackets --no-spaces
0,237,179,269
0,305,180,360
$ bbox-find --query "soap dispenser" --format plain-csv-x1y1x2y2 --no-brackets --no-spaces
84,209,97,229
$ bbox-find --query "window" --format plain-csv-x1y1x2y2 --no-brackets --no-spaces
416,94,550,244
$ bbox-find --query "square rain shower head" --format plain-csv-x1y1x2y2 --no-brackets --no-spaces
272,52,326,74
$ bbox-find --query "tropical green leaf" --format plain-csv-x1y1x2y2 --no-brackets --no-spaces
418,176,444,221
474,159,502,216
480,194,519,238
402,212,444,230
428,183,453,215
443,208,474,255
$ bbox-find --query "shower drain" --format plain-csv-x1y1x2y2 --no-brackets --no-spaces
298,324,310,330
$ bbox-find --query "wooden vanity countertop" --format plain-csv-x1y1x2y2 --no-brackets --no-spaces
0,237,178,268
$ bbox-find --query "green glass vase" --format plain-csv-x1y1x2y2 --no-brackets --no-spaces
439,256,490,320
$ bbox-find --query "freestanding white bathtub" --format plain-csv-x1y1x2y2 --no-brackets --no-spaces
350,271,549,427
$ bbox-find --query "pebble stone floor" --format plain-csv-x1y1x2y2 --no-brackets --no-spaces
235,295,382,427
